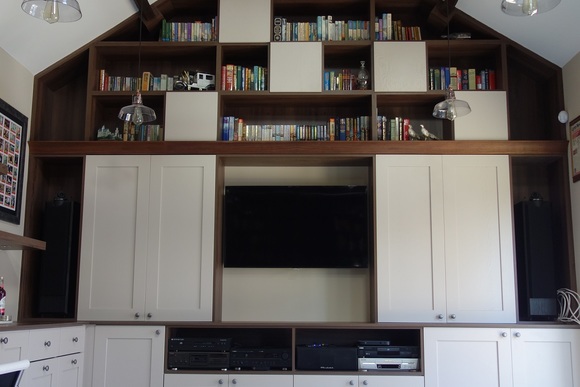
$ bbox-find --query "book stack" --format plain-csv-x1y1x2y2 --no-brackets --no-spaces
123,122,164,142
376,116,417,141
159,18,218,42
98,70,175,92
221,64,267,91
324,69,356,91
273,16,370,41
428,67,496,91
221,116,370,142
375,13,422,41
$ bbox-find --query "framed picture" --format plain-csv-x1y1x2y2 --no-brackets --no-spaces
571,115,580,183
0,98,27,224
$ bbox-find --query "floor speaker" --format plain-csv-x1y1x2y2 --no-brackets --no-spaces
37,194,80,318
514,198,558,321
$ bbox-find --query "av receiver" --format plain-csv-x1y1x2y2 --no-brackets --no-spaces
358,345,419,359
167,351,230,370
168,337,232,352
229,348,292,371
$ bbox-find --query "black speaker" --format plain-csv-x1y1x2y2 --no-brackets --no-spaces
514,197,558,321
36,193,80,318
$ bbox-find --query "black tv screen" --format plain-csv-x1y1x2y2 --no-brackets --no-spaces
223,185,370,268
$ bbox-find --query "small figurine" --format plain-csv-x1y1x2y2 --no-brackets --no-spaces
420,124,440,140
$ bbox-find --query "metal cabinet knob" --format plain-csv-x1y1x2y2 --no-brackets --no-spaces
134,312,140,318
232,379,237,385
501,332,508,337
449,314,457,319
147,313,152,318
0,337,8,344
218,379,224,385
436,314,444,320
71,359,77,365
349,380,355,386
44,340,51,347
514,332,521,338
72,337,79,343
363,380,369,386
43,365,50,372
155,329,161,336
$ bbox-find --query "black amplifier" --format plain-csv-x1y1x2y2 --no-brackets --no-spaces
168,337,232,352
230,348,292,371
167,351,230,370
296,346,358,371
358,345,419,358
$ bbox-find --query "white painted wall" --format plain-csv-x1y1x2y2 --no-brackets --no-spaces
563,53,580,287
0,47,33,321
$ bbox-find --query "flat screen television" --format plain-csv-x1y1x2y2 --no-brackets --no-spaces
223,185,370,268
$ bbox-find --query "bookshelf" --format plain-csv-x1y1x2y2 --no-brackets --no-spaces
20,0,573,328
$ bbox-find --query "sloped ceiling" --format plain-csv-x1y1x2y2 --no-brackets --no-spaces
0,0,578,75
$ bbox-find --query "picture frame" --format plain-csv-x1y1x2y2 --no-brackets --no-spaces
570,115,580,183
0,98,27,224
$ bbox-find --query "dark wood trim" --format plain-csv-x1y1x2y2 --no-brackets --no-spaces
0,230,45,251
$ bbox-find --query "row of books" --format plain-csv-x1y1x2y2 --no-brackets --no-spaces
273,16,370,42
159,18,218,42
324,69,360,91
96,123,163,142
222,116,371,142
429,67,497,91
220,64,267,91
98,70,178,92
377,116,441,141
375,13,422,41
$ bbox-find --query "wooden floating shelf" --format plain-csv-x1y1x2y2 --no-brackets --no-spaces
0,230,46,251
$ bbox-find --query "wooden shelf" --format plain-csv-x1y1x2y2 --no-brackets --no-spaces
0,230,46,251
27,140,569,157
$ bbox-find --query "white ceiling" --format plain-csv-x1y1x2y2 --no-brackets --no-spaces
0,0,577,75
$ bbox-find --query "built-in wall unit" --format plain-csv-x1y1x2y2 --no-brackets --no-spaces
13,0,579,386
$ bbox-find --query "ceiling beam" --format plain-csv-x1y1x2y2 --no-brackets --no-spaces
132,0,164,32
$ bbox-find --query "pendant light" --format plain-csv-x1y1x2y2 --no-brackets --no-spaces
21,0,82,23
118,0,156,126
432,0,471,121
501,0,561,16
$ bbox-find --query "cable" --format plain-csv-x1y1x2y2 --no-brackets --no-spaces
557,288,580,325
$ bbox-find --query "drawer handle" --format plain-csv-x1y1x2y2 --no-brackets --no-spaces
218,380,224,385
73,337,79,343
0,337,8,344
134,312,140,318
147,313,152,319
232,379,237,385
349,381,355,386
363,381,369,386
43,365,50,372
44,340,51,347
71,359,77,365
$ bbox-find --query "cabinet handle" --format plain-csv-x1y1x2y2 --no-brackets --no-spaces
72,337,79,343
449,314,457,319
134,312,140,318
155,329,161,336
501,332,508,337
44,340,51,347
218,379,224,385
349,380,355,386
71,359,77,365
514,332,521,338
147,313,152,318
43,365,50,372
363,381,369,386
0,337,7,344
232,379,237,385
436,314,444,320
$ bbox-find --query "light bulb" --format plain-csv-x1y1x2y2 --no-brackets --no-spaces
43,0,59,24
446,100,457,121
522,0,538,15
132,106,144,126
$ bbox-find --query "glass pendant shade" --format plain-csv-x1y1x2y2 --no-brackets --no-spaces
432,87,471,121
21,0,82,23
118,91,156,126
501,0,561,16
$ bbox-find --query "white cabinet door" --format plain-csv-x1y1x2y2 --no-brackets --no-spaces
511,328,580,387
59,325,85,356
0,330,29,363
165,92,219,141
57,353,84,387
228,374,293,387
92,326,164,387
78,155,151,321
359,375,425,387
453,91,509,140
164,373,229,387
424,327,513,387
146,155,216,321
295,375,359,387
219,0,271,42
21,357,59,387
270,42,322,92
442,155,516,323
373,41,427,92
28,328,60,361
376,155,447,322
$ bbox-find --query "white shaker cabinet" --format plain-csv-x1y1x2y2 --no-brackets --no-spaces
165,373,293,387
376,155,515,323
78,155,216,322
91,325,165,387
